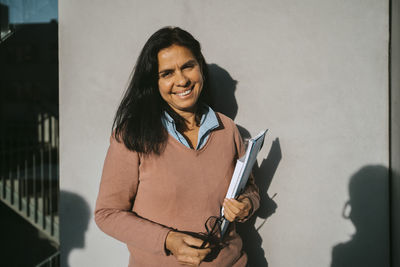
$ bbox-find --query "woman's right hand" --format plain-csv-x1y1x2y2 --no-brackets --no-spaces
165,231,211,266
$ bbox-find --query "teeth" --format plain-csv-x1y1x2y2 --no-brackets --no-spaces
176,88,192,96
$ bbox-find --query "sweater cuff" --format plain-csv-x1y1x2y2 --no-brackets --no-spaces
158,227,173,256
236,194,259,223
163,229,173,256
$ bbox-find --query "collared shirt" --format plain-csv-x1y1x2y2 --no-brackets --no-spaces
161,105,219,150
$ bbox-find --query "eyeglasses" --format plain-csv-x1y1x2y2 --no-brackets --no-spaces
191,215,226,262
199,215,224,249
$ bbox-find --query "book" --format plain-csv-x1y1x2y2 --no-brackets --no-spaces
220,129,268,236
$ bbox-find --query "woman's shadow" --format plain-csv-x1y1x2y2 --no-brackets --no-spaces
60,190,91,267
330,165,390,267
208,64,282,267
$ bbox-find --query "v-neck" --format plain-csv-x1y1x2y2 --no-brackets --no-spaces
161,105,219,150
167,128,215,154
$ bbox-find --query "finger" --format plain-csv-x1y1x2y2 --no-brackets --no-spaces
177,249,210,266
198,252,209,263
177,255,199,266
223,201,236,216
237,195,246,201
186,246,211,257
198,248,212,259
225,199,243,213
227,200,249,220
237,196,252,210
193,248,211,265
225,198,244,211
223,203,236,222
183,235,205,248
177,261,195,267
179,244,209,258
200,241,210,249
181,238,211,258
224,199,241,215
228,198,246,210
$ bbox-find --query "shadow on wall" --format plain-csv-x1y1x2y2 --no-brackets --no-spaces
208,64,281,267
60,190,91,267
208,64,238,120
237,137,281,267
330,165,390,267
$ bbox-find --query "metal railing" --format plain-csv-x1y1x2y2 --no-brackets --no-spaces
36,251,60,267
0,112,59,244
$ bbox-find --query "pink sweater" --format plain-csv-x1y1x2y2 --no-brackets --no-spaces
95,113,260,266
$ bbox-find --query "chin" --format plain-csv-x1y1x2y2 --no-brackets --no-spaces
172,102,199,113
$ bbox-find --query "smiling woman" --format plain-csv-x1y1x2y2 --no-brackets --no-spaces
158,45,204,148
158,45,203,114
94,27,260,267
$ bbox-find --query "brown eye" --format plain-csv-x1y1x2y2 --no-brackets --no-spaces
183,63,195,70
160,71,172,78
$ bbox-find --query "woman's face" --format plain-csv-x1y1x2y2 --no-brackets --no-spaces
157,44,203,115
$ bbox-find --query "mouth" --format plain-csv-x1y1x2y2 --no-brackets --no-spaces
173,85,194,97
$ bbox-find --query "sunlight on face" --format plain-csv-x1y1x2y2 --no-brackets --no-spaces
158,45,203,115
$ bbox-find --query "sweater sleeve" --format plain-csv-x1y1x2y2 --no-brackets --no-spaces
233,124,260,222
94,136,171,256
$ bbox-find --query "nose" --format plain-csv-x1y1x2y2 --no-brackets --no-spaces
176,71,190,87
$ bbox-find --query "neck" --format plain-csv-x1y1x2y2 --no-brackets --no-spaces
170,105,199,129
179,110,197,129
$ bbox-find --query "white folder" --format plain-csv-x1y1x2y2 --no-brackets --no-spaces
220,129,268,236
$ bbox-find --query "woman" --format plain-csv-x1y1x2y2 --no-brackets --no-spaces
95,26,260,267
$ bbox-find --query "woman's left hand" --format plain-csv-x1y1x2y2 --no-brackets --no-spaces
223,196,252,222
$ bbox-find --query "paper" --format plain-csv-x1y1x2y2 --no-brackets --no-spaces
220,129,268,236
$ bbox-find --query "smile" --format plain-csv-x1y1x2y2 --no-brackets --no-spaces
173,85,194,97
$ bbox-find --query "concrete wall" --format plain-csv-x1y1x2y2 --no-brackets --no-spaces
59,1,390,266
391,0,400,265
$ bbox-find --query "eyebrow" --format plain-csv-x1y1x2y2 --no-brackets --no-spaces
158,59,198,75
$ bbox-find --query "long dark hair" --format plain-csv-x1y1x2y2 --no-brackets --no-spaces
112,26,212,154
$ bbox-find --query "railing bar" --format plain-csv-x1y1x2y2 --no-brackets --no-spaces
49,115,52,147
25,159,29,217
1,128,5,198
9,168,13,204
33,153,38,223
53,117,56,148
17,164,21,210
41,148,46,230
56,119,59,151
17,132,21,210
35,251,60,267
2,150,5,199
10,138,14,205
0,127,3,188
49,145,53,235
39,113,43,146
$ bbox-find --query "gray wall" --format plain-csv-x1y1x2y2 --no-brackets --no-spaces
391,0,400,265
59,1,390,266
